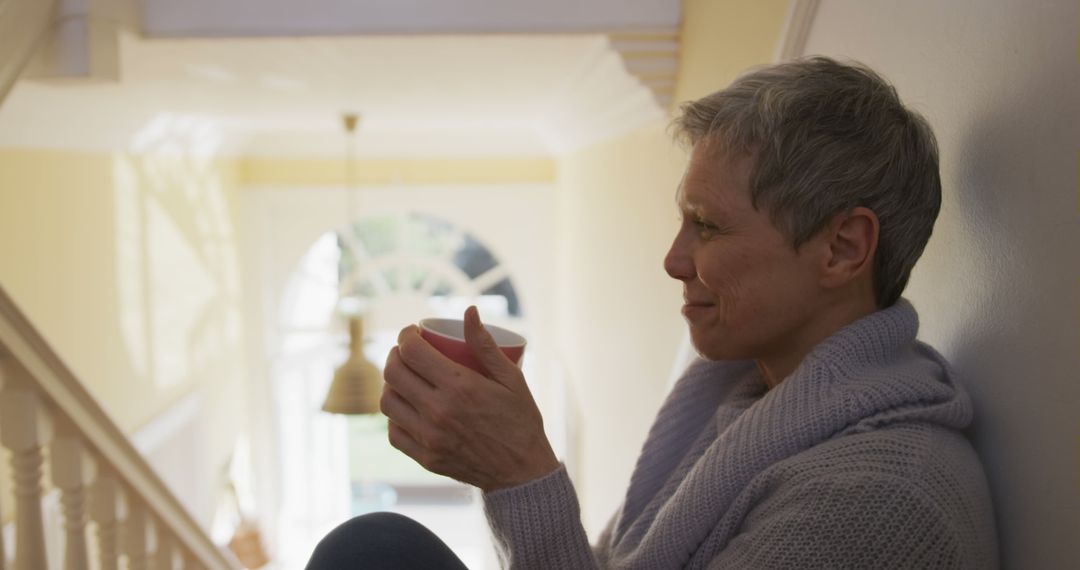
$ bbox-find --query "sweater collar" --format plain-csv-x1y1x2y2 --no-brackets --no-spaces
801,297,922,378
610,298,974,567
771,297,972,435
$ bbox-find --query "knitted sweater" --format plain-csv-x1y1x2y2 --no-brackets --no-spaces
483,300,998,569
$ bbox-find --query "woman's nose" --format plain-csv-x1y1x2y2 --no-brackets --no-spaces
664,232,694,281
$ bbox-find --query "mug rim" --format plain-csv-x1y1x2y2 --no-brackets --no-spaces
418,317,526,348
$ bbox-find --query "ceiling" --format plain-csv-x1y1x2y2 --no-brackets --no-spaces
141,0,681,36
0,0,683,158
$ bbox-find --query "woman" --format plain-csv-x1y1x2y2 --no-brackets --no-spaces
308,57,998,569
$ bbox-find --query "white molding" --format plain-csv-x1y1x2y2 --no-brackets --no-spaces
607,27,681,111
535,36,668,155
774,0,821,62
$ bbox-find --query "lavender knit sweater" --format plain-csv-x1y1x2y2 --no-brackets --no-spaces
483,300,998,569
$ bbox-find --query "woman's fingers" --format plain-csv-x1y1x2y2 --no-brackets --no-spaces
379,384,423,436
383,346,436,404
387,420,440,474
384,350,467,459
396,325,472,389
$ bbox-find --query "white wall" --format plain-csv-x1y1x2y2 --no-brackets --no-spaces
803,1,1080,567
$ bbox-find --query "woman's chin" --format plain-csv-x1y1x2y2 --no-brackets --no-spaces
690,334,736,362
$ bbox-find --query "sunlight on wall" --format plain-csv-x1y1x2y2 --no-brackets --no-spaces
114,160,149,377
112,152,241,391
113,149,248,525
147,191,218,387
130,113,224,159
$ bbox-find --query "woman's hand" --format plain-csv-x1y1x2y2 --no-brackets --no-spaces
380,306,560,492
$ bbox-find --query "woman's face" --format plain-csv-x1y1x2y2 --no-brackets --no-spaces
664,147,825,364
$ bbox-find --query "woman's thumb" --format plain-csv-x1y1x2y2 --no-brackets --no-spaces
463,306,515,382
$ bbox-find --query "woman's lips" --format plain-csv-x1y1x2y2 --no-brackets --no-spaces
681,302,713,319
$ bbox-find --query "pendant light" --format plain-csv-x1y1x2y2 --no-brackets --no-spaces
321,315,383,414
321,112,383,415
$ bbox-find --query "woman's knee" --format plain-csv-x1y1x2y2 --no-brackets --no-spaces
325,511,419,538
307,512,467,569
309,512,417,559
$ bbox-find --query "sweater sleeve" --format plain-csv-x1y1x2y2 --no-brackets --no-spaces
708,472,968,570
482,464,600,570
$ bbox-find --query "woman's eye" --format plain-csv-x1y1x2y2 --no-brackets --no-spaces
693,219,719,236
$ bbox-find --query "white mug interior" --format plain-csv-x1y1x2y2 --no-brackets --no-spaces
418,318,526,347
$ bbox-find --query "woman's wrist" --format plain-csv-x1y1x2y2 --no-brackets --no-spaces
483,446,561,493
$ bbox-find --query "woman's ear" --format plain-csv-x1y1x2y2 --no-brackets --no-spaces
820,207,879,289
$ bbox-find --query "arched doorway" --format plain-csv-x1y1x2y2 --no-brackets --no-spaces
273,210,527,568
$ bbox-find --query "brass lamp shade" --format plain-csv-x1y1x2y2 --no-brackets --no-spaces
322,316,383,415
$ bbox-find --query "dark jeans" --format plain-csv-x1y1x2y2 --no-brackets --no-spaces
306,512,471,569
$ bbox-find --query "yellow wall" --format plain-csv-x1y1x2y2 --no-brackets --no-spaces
556,0,789,535
675,0,789,103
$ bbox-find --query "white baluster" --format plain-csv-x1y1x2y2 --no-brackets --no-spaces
0,501,4,570
123,497,149,570
0,375,53,570
153,526,175,570
180,552,202,570
0,475,4,570
50,418,96,570
0,356,7,570
0,508,4,570
89,472,120,570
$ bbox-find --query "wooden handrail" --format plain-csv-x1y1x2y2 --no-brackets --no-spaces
0,284,238,569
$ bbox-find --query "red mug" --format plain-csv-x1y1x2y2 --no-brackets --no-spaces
418,318,526,374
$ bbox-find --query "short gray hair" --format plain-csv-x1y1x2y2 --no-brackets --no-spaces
672,56,941,308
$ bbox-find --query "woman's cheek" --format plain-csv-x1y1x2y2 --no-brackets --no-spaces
700,267,745,327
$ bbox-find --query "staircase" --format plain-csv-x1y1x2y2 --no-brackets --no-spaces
0,285,238,570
